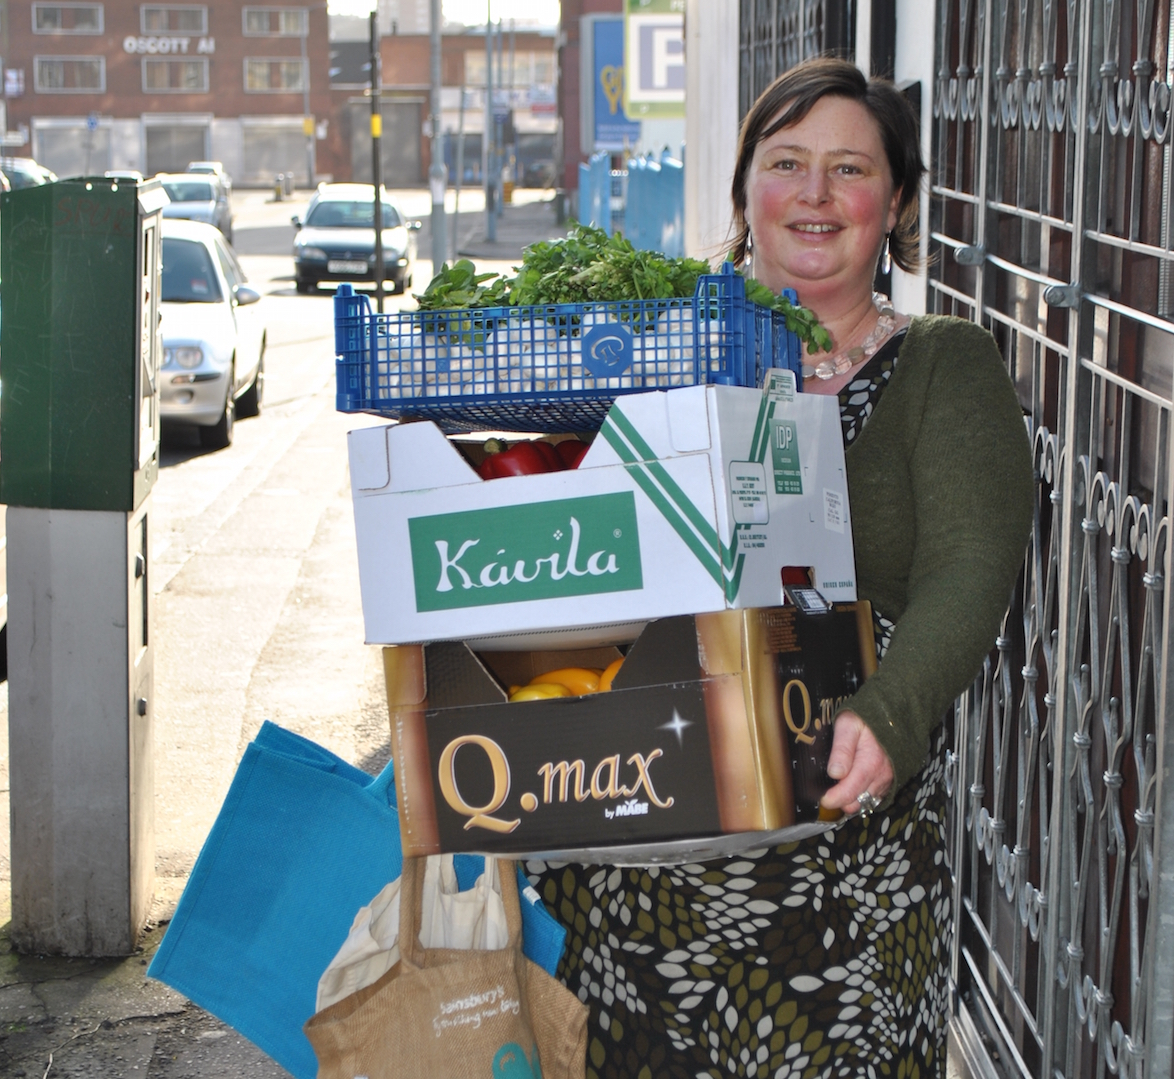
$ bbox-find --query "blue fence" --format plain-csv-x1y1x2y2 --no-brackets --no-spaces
577,151,611,234
625,150,684,258
579,149,684,258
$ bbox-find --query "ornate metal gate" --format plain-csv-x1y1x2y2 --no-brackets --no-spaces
932,0,1174,1076
738,0,855,118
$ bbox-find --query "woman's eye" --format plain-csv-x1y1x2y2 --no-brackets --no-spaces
773,159,797,171
836,164,862,176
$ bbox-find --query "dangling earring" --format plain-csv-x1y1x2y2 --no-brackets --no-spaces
881,233,892,275
744,230,754,275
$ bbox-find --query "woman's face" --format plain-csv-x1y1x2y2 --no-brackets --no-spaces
744,95,900,310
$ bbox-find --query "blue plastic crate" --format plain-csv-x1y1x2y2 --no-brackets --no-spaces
334,262,803,433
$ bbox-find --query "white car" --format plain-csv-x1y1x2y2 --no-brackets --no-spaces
160,220,266,449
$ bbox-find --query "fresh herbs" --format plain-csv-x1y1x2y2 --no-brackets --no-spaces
413,225,832,354
742,278,833,355
509,226,711,306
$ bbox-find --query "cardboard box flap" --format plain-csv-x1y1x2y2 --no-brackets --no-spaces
425,641,507,708
348,425,391,491
382,645,426,706
666,386,712,453
610,615,702,690
349,423,481,497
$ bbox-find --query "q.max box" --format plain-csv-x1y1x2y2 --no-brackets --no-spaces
388,604,876,858
347,374,856,648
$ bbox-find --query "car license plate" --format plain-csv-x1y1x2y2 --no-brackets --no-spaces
328,259,368,274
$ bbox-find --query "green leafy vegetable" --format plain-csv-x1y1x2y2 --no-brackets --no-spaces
412,226,832,354
742,278,833,355
414,258,510,310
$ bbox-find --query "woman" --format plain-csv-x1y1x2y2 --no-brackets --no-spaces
528,58,1033,1079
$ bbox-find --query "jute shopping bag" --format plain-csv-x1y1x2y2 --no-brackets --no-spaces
305,856,587,1079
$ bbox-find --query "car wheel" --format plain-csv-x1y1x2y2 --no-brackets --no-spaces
237,344,264,419
200,369,235,449
295,278,314,294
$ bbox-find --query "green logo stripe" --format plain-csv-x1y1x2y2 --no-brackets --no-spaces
747,392,777,465
601,410,757,601
603,412,723,559
620,461,726,590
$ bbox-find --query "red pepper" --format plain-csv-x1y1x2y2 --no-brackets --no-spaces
478,439,562,480
532,440,566,472
555,440,589,469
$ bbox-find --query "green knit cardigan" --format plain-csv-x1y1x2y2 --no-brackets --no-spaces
840,314,1035,793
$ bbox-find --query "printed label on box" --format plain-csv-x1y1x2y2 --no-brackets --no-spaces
763,367,797,402
409,492,644,611
824,489,845,533
728,461,768,525
770,420,803,494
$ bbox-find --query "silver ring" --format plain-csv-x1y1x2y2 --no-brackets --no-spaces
857,790,879,819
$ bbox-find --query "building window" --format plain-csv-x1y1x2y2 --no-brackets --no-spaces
34,55,105,92
141,5,207,33
33,3,104,34
242,7,308,36
244,57,306,91
143,57,208,92
463,50,557,88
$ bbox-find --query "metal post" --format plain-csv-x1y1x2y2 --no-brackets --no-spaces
370,10,384,313
429,0,447,272
495,19,504,217
484,5,496,243
452,80,466,262
301,19,314,187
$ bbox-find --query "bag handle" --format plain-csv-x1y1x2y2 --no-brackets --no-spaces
363,757,397,809
399,855,522,969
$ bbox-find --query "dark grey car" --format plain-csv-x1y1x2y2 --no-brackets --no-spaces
292,183,420,294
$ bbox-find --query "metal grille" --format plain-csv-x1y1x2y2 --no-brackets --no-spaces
932,0,1174,1076
738,0,856,118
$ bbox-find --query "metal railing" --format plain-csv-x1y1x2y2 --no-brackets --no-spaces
738,0,855,119
931,0,1174,1076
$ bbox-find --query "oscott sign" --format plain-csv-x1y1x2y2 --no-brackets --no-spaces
347,381,858,648
124,36,215,54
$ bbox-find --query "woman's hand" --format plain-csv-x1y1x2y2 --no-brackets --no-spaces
820,711,895,816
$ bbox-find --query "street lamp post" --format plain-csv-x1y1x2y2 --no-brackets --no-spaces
370,9,385,313
429,0,447,271
300,15,314,188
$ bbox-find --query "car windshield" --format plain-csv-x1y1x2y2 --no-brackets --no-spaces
162,180,216,203
305,200,402,228
162,237,223,303
3,166,45,189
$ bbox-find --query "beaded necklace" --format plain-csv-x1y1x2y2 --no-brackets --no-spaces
802,293,904,382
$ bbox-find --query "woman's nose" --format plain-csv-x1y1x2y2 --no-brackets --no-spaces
798,168,831,204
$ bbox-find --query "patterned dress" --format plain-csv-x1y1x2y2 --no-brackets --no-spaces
526,333,954,1079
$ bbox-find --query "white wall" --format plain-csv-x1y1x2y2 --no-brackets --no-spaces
109,120,142,173
889,0,936,316
210,118,244,184
683,0,740,263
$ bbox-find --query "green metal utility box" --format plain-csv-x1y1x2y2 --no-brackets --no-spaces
3,175,167,956
1,176,166,511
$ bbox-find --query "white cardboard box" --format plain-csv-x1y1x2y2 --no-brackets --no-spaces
348,375,856,647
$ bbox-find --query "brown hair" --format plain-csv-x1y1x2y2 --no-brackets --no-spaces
730,57,926,274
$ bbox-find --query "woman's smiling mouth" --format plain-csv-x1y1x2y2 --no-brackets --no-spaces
792,223,841,233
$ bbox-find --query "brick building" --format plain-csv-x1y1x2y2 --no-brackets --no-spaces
330,25,556,188
2,1,339,185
